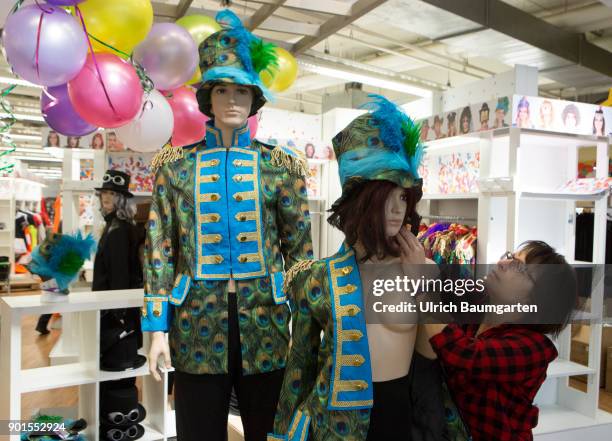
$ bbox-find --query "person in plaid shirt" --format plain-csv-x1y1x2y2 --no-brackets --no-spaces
425,240,577,441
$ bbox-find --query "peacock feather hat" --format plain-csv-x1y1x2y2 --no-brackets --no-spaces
332,94,424,206
196,9,278,118
29,231,96,291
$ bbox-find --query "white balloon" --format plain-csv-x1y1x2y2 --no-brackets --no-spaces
116,90,174,152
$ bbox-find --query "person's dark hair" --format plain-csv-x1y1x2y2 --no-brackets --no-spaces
460,106,472,134
519,240,577,337
592,108,605,135
328,180,422,262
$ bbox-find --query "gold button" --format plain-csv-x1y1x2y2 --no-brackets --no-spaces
235,195,243,202
239,236,246,242
356,383,366,390
342,267,351,275
215,256,223,263
215,234,222,241
212,159,220,166
235,160,242,166
239,215,247,221
239,256,247,263
346,285,356,293
235,175,243,182
212,175,219,182
211,194,219,201
347,307,355,316
153,310,161,317
212,214,220,222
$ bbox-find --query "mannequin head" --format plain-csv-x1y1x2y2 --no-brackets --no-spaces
98,190,135,223
328,180,422,262
209,83,254,131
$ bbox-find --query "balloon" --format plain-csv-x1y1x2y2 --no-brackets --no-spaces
186,66,202,86
260,47,298,92
176,15,221,47
78,0,153,55
164,87,208,147
116,90,174,152
41,84,97,136
68,53,144,128
133,23,198,91
248,115,258,140
46,0,84,5
3,5,87,87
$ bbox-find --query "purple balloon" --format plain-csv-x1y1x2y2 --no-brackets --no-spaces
3,5,87,87
45,1,85,5
133,23,198,91
41,84,96,136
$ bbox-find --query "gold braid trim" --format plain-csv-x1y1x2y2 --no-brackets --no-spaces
151,145,184,172
270,146,308,177
283,259,315,293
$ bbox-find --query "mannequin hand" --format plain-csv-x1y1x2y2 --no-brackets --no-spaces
395,225,426,267
149,331,171,382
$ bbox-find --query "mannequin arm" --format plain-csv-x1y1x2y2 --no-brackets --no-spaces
142,167,176,332
270,270,321,436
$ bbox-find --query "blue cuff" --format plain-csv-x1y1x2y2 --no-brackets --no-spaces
269,409,310,441
169,274,191,306
271,272,287,304
141,295,171,332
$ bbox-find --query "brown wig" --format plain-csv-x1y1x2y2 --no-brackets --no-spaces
327,180,422,262
519,240,577,338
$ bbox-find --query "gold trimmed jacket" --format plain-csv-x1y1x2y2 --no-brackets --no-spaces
142,123,313,375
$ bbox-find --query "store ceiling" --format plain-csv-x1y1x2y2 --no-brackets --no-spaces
2,0,612,177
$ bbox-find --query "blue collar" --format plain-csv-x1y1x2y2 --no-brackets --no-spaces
205,120,251,148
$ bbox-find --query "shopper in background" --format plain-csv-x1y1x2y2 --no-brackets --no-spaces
422,241,577,441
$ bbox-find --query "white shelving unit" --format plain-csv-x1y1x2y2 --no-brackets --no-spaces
422,127,612,439
0,289,176,441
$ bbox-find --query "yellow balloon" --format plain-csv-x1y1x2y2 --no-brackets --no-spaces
186,66,202,86
78,0,153,56
176,15,222,47
601,88,612,107
260,47,298,93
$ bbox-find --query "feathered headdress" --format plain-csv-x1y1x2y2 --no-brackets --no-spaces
29,231,96,291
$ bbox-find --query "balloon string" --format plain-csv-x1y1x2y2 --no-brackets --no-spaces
74,6,119,119
35,12,44,81
0,85,18,173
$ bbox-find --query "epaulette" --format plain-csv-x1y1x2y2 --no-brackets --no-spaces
283,259,316,294
150,141,201,172
270,144,308,177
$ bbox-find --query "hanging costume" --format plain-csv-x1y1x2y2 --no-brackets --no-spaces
268,96,468,441
141,9,313,441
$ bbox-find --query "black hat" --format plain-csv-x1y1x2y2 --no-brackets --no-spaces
95,170,134,198
100,331,146,372
100,423,145,441
100,386,147,426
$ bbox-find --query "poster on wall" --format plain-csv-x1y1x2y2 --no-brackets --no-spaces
418,96,511,141
108,152,154,194
511,95,612,136
42,127,135,153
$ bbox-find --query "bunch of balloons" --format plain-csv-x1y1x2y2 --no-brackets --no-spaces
2,0,296,152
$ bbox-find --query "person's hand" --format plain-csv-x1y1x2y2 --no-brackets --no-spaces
395,225,426,267
149,331,171,382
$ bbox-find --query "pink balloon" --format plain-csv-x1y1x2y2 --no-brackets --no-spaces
165,86,208,146
68,53,144,128
248,114,258,140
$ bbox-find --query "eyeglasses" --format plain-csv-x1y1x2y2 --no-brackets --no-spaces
103,173,126,186
499,251,536,284
107,408,140,425
105,425,140,441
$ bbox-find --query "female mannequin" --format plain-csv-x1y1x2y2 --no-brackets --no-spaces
143,10,312,441
269,95,450,440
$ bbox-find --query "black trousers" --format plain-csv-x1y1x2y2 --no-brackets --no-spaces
174,293,285,441
366,371,413,441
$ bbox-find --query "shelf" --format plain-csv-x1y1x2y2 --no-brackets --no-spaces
62,180,101,192
139,422,164,441
132,192,152,197
20,363,97,393
422,193,479,200
520,191,608,201
546,359,596,378
534,404,612,435
1,289,143,315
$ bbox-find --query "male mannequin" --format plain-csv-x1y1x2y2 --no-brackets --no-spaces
142,10,313,441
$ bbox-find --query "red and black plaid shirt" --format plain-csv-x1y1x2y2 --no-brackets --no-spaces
430,324,558,441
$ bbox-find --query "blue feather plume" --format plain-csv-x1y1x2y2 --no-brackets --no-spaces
30,231,96,291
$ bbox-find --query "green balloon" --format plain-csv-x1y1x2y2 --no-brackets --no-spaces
176,15,221,46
